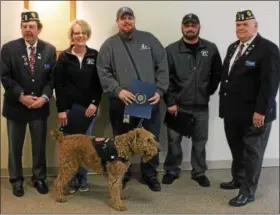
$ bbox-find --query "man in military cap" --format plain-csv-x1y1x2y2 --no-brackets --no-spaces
162,13,223,187
219,9,280,206
97,6,169,192
0,11,56,197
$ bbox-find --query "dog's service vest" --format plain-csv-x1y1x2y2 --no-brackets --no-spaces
91,137,127,169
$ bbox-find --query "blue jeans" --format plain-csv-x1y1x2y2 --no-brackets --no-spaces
71,117,96,183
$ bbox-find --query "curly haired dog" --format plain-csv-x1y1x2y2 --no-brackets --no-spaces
50,127,160,211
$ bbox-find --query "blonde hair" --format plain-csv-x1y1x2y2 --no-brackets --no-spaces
68,19,92,41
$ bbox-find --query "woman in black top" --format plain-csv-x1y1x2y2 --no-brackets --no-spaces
54,19,102,193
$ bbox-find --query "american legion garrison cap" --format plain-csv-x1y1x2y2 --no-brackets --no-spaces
236,9,255,21
21,11,40,22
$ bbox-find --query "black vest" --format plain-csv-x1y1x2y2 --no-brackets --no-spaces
91,137,128,169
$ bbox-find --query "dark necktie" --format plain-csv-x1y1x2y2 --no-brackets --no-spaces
29,46,36,73
233,43,245,64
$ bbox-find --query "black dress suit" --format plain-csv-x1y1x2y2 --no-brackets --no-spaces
0,38,56,184
219,33,280,197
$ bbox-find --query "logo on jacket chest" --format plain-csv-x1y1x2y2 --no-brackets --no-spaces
201,50,209,57
140,44,150,50
86,58,95,65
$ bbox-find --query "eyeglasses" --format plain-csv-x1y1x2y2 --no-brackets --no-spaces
73,32,87,36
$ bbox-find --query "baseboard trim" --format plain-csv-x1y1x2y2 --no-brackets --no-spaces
1,158,278,178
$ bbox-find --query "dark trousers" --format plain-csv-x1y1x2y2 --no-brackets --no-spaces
71,117,96,183
109,99,161,179
163,108,209,177
224,118,272,197
7,119,47,185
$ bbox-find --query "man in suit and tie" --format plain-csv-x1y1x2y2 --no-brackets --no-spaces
0,11,56,197
219,9,280,206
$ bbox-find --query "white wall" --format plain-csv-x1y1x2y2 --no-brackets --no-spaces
1,1,23,45
76,1,279,166
1,1,278,170
1,1,24,169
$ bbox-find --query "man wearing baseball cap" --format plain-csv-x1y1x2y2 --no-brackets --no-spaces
181,13,200,24
116,6,134,17
97,6,169,192
163,13,223,187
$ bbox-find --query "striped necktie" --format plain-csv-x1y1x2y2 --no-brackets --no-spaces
29,46,36,73
233,43,245,64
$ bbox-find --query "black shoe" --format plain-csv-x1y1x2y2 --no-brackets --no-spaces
142,176,161,192
33,180,48,194
162,173,178,185
191,175,210,187
229,193,255,207
220,180,241,190
12,183,24,197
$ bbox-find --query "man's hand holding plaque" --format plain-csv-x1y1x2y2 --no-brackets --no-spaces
148,92,161,105
118,89,136,105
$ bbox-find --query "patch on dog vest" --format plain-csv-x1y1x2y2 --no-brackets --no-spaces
91,137,127,169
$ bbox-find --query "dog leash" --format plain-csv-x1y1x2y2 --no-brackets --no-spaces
136,118,144,128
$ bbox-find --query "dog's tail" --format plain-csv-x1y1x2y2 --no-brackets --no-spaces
50,129,64,143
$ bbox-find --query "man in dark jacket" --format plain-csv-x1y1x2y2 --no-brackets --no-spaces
163,13,222,187
97,6,169,192
219,9,280,207
0,11,56,197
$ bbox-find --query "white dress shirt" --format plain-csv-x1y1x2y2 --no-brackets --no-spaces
24,40,49,102
228,33,257,74
25,40,38,60
71,49,84,69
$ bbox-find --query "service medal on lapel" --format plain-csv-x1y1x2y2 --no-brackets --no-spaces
245,44,255,56
22,55,28,66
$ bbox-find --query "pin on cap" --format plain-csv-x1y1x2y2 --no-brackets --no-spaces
236,9,255,21
21,11,40,22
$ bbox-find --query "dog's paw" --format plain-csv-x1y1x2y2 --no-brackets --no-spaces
54,195,68,203
108,200,127,211
111,203,127,211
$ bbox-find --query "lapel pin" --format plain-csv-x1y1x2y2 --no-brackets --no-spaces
22,55,27,61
